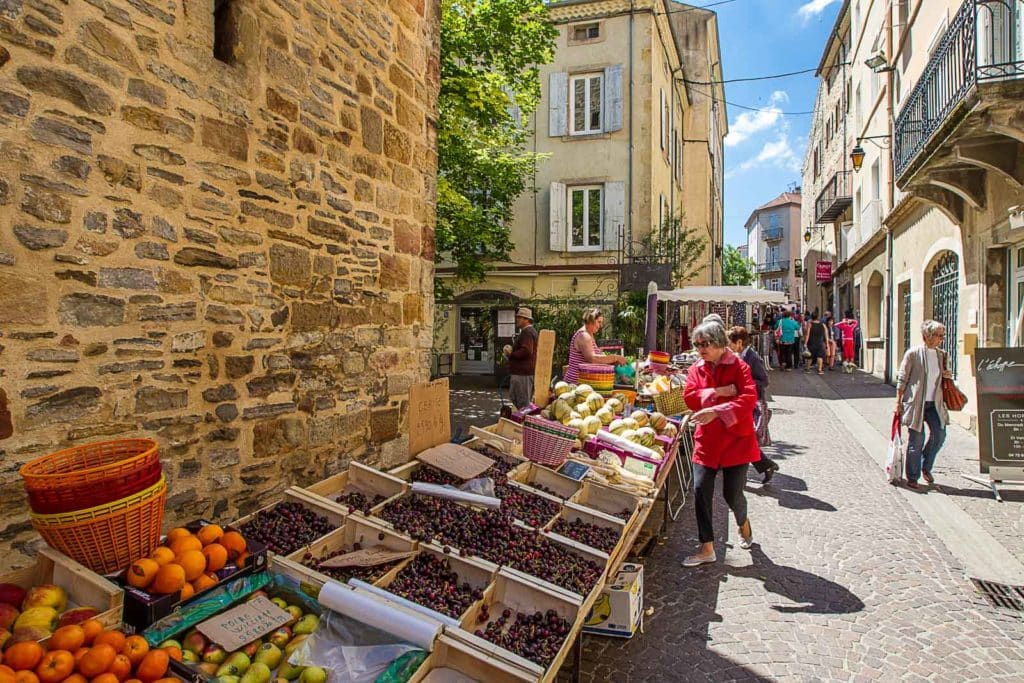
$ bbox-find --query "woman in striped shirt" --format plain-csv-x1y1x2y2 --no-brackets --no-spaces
564,308,626,384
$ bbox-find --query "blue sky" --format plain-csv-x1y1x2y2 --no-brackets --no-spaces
709,0,842,248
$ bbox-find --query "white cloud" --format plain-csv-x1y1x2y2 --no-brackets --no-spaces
797,0,839,22
727,134,803,178
724,91,789,147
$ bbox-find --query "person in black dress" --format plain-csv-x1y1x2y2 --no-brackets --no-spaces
804,311,828,375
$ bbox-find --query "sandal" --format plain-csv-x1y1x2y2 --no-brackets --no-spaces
682,550,717,567
738,520,754,549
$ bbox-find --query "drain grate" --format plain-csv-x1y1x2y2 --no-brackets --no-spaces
971,578,1024,611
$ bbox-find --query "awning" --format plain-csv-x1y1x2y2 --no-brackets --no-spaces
652,286,788,305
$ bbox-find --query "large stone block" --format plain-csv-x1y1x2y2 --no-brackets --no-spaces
135,386,188,413
58,293,126,326
201,117,249,161
269,243,312,287
16,66,115,115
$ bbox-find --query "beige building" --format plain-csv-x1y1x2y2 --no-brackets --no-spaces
803,0,1024,429
0,0,438,567
745,191,803,299
434,0,726,375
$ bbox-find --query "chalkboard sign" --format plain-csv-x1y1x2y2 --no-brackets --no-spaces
558,460,591,481
973,348,1024,475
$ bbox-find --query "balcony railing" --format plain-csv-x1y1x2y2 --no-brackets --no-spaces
861,199,882,239
762,227,783,242
756,260,789,274
815,171,853,223
894,0,1024,179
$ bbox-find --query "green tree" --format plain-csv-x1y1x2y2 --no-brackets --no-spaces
636,216,708,284
722,245,755,285
436,0,558,295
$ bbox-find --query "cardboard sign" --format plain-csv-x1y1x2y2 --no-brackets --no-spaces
318,547,416,569
974,348,1024,475
197,596,291,652
534,330,556,407
417,443,494,480
409,378,452,457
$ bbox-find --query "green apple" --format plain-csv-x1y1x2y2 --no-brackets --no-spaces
159,639,183,650
299,666,327,683
203,644,228,664
240,662,272,683
182,650,200,664
253,643,282,670
270,598,288,610
292,614,319,636
283,634,308,657
277,664,305,681
283,606,303,626
216,652,251,677
267,626,291,649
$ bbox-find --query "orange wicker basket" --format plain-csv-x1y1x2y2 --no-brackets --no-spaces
30,475,167,574
20,439,160,493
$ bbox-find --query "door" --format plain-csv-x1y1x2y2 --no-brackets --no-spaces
457,306,493,374
899,281,912,358
930,252,960,378
495,309,517,377
1010,245,1024,345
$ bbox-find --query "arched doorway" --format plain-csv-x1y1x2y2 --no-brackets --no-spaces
930,252,959,378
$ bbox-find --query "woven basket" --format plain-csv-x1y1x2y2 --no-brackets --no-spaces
27,458,163,515
578,363,615,392
522,416,577,468
21,438,160,491
31,475,167,574
653,388,689,417
648,350,670,365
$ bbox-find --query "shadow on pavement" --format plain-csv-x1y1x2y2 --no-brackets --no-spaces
935,484,1024,503
745,482,838,512
761,440,807,463
727,545,865,615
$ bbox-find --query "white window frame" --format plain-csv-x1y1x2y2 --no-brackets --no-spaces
567,184,604,251
569,73,603,136
571,22,600,42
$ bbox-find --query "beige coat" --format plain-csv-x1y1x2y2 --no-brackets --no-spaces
896,345,949,432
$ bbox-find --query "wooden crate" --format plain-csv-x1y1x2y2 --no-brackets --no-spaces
451,568,584,682
468,419,524,456
509,462,582,500
545,502,627,568
504,526,609,606
232,487,348,558
569,480,640,528
410,633,539,683
500,480,562,529
304,462,408,515
284,514,418,588
1,547,123,633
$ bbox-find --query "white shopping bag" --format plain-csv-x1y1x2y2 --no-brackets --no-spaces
885,412,903,485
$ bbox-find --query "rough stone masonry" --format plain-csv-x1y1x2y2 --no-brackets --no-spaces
0,0,440,569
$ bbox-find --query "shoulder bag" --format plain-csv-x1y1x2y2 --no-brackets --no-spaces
941,354,968,412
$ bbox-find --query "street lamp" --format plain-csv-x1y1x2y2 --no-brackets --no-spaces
864,52,896,73
850,144,866,172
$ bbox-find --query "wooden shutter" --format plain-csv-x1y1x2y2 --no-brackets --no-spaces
603,64,623,132
550,181,567,251
603,181,625,251
549,72,567,137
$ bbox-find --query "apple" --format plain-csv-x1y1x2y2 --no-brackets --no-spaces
299,666,327,683
277,664,305,681
267,626,291,649
0,584,27,609
14,606,57,632
183,630,208,655
292,614,318,636
182,650,200,664
283,606,302,626
22,585,67,613
270,598,288,610
242,640,261,658
57,607,98,628
0,628,10,649
0,603,18,631
253,643,282,670
202,644,228,664
240,662,272,683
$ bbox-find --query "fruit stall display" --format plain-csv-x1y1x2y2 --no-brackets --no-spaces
507,463,583,501
373,545,494,623
407,633,536,683
546,503,627,558
232,489,347,558
302,463,407,517
567,480,641,528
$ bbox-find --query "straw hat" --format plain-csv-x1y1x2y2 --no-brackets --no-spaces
516,307,533,321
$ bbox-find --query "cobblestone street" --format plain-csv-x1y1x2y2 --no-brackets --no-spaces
449,370,1024,681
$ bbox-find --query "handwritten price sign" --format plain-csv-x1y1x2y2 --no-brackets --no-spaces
409,378,451,457
197,596,291,652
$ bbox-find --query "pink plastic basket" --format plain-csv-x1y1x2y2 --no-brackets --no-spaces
522,416,578,468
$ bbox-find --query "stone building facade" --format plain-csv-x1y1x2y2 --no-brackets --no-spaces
0,0,439,568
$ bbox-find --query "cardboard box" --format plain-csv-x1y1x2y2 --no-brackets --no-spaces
582,563,643,638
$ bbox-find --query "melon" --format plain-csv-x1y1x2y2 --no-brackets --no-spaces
575,403,592,419
552,399,573,422
637,427,657,447
553,381,572,397
630,410,650,428
575,384,593,397
604,397,622,414
573,439,584,451
621,417,638,431
609,418,628,435
649,412,669,433
661,423,678,439
567,418,586,439
595,407,614,425
583,416,602,437
586,392,605,413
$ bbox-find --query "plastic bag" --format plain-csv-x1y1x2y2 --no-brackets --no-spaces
290,608,423,683
885,412,904,485
459,477,495,498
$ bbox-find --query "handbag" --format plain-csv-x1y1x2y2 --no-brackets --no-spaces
940,354,967,411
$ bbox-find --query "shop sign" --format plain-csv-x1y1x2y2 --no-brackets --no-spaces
974,348,1024,475
619,263,672,292
815,260,833,282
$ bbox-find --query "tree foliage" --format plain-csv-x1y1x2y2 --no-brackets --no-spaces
636,216,708,284
436,0,558,294
722,245,755,286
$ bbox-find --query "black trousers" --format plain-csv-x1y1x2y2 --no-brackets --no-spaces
779,342,796,369
751,451,776,474
693,462,749,544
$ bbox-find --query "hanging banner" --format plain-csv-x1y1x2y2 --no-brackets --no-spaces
815,260,833,283
974,348,1024,475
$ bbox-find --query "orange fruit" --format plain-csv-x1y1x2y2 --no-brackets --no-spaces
63,675,87,683
164,528,192,544
81,620,104,646
35,650,74,683
77,645,116,678
93,631,126,654
175,550,206,582
14,672,38,683
220,532,246,561
201,544,227,572
150,564,186,595
160,647,181,663
190,574,217,594
106,655,131,681
72,649,90,667
49,626,86,652
177,583,194,601
134,650,168,683
234,550,250,567
196,525,223,547
122,637,149,667
4,643,44,672
168,536,201,556
148,547,175,568
126,558,160,589
90,673,119,683
0,666,15,683
124,680,143,683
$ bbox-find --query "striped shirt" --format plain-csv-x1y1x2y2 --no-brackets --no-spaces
565,327,600,383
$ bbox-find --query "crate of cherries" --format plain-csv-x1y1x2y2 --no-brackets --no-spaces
235,489,346,557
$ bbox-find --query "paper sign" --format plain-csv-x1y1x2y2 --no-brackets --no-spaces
197,596,291,652
534,330,556,407
417,442,495,480
409,379,452,457
318,547,416,569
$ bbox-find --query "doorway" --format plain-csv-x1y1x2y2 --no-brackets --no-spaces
930,251,960,378
456,304,519,376
1010,244,1024,344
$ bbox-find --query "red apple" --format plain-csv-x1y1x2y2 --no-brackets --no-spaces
0,603,18,630
22,584,67,612
57,606,99,628
0,584,26,609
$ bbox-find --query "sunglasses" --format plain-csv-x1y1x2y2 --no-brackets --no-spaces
694,340,712,349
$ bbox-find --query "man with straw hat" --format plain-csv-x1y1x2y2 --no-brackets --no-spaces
504,307,538,409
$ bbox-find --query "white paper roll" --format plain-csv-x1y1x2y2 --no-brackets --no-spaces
348,579,460,628
595,429,660,460
410,482,501,509
317,581,440,650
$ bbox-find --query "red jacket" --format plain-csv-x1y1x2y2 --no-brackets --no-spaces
683,348,760,469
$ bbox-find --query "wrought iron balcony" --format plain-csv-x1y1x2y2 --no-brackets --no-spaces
762,227,783,242
814,171,853,223
894,0,1024,180
756,260,789,274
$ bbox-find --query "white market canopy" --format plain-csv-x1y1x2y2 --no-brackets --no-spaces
652,285,788,305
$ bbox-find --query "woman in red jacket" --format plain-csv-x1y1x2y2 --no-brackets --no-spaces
681,320,760,567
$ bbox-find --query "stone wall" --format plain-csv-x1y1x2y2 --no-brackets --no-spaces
0,0,439,569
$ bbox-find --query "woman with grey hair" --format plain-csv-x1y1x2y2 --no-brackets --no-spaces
681,321,760,566
895,320,952,489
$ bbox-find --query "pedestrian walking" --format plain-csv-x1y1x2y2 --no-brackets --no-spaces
728,326,779,483
563,308,625,384
774,310,801,370
681,321,760,567
804,311,828,375
895,320,952,489
826,317,838,370
503,308,538,409
835,310,860,372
